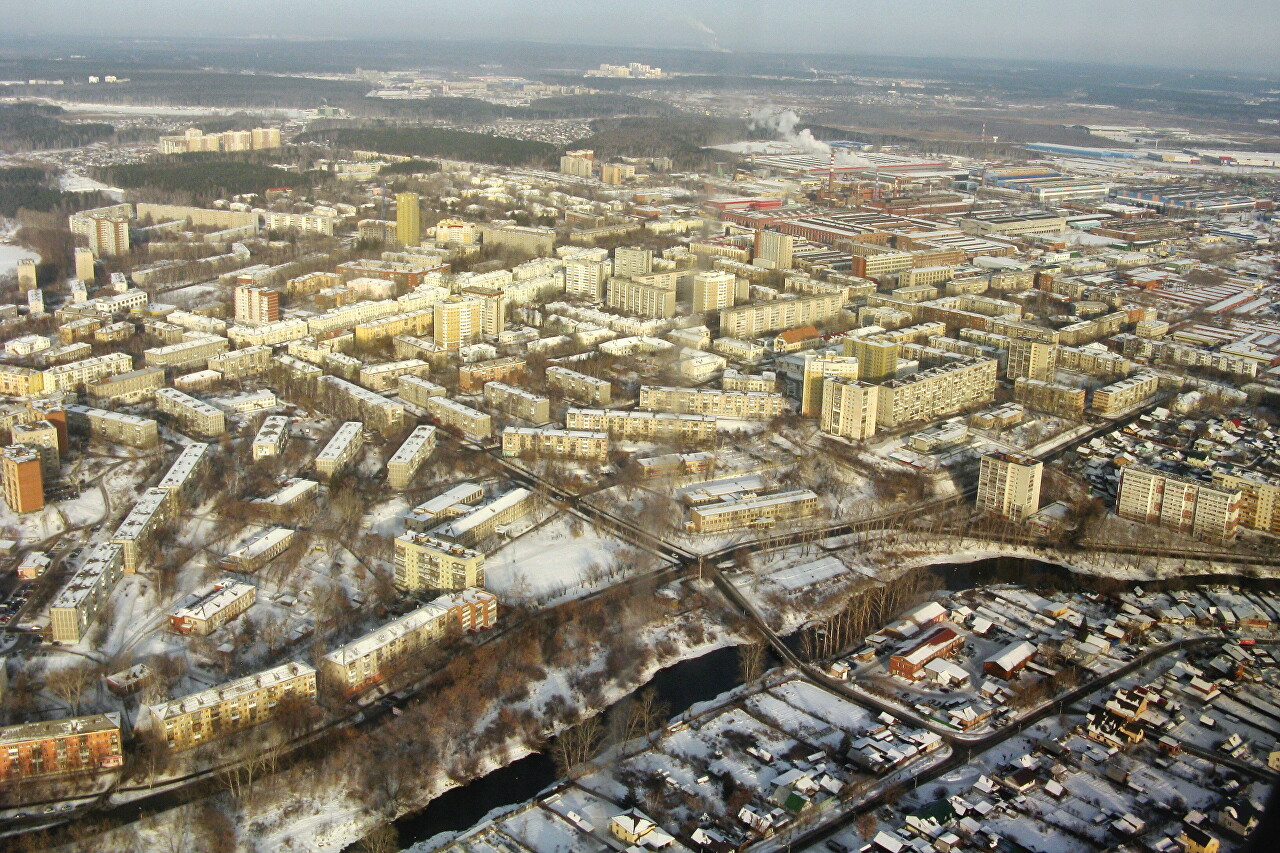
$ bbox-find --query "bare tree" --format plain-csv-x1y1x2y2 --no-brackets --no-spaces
45,662,96,715
551,714,603,779
625,687,670,745
738,641,767,685
356,824,399,853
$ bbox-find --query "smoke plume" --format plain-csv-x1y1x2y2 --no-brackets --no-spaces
747,107,831,157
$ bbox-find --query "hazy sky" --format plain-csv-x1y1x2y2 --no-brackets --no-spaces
7,0,1278,74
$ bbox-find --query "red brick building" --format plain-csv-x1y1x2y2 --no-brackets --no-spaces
889,627,964,680
0,714,123,782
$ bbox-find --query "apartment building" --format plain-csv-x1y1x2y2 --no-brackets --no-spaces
155,442,209,505
233,285,280,326
564,254,612,302
150,662,317,751
691,270,743,313
49,543,124,644
321,589,497,695
977,452,1043,522
819,378,879,441
252,478,319,520
228,318,310,348
315,421,364,479
393,533,486,592
0,714,123,783
316,375,407,435
545,365,611,406
11,420,60,480
1117,465,1241,541
387,425,437,490
1006,340,1058,382
252,415,290,461
1,445,43,514
396,191,421,247
638,386,785,420
0,365,44,397
1012,377,1086,417
85,367,165,406
800,352,861,417
262,211,337,236
354,309,434,348
502,427,609,461
112,488,173,572
207,345,273,379
1212,470,1280,536
359,359,430,392
405,483,486,532
221,527,295,573
875,357,999,428
602,277,675,319
1057,345,1132,378
459,356,526,393
43,352,133,393
66,405,159,448
434,296,482,349
399,374,447,409
434,488,535,547
719,293,844,339
306,300,400,337
566,408,717,445
155,388,226,437
427,396,493,442
687,489,819,534
170,580,256,636
143,336,230,370
483,382,551,424
1091,372,1159,416
72,211,129,257
753,229,794,270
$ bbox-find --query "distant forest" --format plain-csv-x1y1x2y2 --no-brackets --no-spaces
0,104,114,152
95,155,310,201
298,126,559,168
0,167,109,218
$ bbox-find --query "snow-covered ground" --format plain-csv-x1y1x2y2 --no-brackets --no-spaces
484,514,653,605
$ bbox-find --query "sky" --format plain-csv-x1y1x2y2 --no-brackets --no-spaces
5,0,1278,75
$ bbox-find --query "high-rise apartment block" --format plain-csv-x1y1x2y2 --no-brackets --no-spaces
234,285,280,326
1006,340,1058,382
977,452,1043,522
800,352,861,417
559,149,594,178
1211,470,1280,536
613,246,653,279
16,258,37,291
1,445,43,513
396,192,421,247
564,254,612,302
691,270,742,313
1117,466,1241,542
819,379,879,441
606,277,676,319
74,248,95,281
433,296,482,349
753,230,794,270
